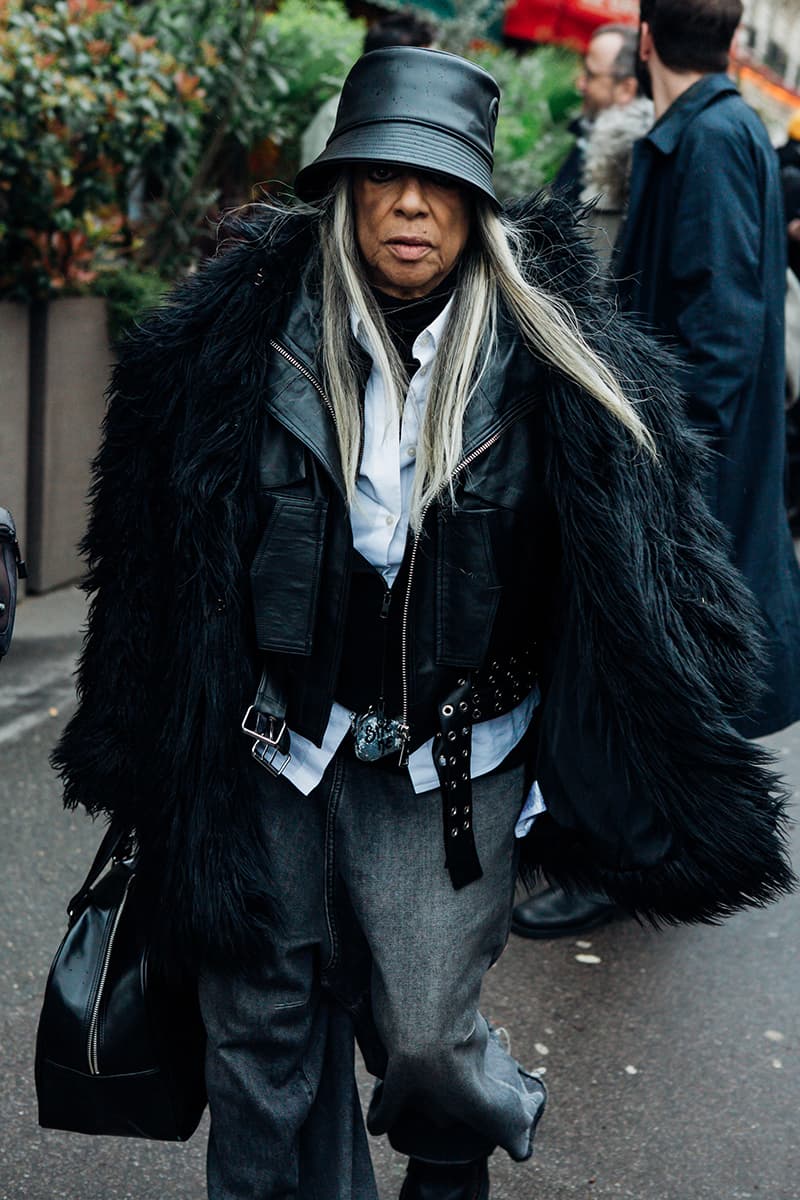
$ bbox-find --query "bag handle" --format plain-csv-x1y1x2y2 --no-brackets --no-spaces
66,823,134,922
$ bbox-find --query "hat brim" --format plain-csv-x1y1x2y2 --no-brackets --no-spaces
294,121,499,208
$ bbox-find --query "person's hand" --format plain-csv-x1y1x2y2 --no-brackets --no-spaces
788,217,800,243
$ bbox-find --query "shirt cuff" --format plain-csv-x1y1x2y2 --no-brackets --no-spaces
515,780,546,839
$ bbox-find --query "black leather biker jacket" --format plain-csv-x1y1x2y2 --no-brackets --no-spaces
251,274,561,752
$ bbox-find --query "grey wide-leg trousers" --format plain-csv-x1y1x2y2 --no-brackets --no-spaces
198,750,541,1200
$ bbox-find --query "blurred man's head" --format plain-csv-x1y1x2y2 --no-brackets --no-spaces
639,0,742,74
363,10,436,55
578,25,640,120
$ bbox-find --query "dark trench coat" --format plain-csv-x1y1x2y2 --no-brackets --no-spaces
615,73,800,737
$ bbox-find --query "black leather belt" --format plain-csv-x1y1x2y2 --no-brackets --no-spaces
433,647,537,890
242,668,292,776
244,647,537,889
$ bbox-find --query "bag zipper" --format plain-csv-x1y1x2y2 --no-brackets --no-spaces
87,873,134,1075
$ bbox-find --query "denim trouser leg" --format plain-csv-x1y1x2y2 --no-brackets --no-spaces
198,760,378,1200
298,1002,376,1199
198,750,541,1198
331,756,540,1165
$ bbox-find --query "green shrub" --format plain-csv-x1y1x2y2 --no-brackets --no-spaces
0,0,206,298
0,0,364,296
92,265,171,341
262,0,364,160
132,0,364,263
471,44,580,200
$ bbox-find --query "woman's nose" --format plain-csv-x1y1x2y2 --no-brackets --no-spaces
394,175,428,215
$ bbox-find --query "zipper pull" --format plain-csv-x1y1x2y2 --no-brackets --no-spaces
396,723,410,767
380,589,392,619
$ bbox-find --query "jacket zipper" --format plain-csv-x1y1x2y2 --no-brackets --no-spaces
269,340,337,425
87,873,134,1075
397,426,507,764
268,341,522,759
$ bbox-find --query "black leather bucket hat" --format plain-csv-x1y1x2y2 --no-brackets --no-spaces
294,47,501,207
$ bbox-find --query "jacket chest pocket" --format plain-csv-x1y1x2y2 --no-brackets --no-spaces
435,508,503,668
250,494,328,655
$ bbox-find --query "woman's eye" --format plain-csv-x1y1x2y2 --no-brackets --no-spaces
425,171,457,190
367,165,400,183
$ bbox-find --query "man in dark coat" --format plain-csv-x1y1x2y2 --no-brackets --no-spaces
617,0,800,735
52,46,793,1200
513,0,800,940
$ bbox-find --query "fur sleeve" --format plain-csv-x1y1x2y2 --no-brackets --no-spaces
50,291,196,828
50,211,305,824
50,231,295,966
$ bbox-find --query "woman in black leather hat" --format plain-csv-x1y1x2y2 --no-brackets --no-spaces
53,46,793,1200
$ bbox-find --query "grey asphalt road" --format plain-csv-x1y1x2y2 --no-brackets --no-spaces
1,588,798,1200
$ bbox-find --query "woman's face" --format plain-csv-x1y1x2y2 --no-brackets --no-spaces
352,164,471,300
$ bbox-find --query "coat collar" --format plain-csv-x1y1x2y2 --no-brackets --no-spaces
614,73,739,286
645,73,738,157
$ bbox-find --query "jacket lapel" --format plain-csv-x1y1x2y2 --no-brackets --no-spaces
264,335,347,499
461,316,543,459
262,268,347,499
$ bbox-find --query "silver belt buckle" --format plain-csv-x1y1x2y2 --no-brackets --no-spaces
351,707,408,763
241,706,291,777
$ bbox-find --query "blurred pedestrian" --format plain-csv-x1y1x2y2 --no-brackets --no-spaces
52,44,794,1200
300,9,436,170
514,0,800,940
552,24,641,206
776,111,800,175
577,92,653,261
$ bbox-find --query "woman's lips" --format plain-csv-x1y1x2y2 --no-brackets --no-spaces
386,239,433,262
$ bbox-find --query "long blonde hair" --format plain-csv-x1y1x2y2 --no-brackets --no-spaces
319,176,657,530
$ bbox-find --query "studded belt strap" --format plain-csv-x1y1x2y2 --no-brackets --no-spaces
434,680,482,889
433,649,537,890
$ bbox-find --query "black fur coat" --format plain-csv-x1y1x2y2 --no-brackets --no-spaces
52,195,794,968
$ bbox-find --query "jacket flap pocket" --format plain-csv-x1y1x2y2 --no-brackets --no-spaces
436,508,501,668
250,495,327,655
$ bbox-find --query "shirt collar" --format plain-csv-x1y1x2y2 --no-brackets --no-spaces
351,294,455,361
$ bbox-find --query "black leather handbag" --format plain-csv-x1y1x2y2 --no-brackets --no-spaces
35,824,207,1140
0,507,26,660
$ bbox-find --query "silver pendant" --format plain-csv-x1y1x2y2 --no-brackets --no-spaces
351,707,407,762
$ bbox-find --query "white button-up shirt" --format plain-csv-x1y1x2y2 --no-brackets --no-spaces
278,299,545,834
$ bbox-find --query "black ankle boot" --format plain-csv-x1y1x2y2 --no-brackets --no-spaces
398,1156,489,1200
511,884,621,939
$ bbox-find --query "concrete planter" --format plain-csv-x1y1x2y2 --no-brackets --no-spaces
26,297,112,593
0,301,30,594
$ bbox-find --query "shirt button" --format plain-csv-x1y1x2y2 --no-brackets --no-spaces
385,514,394,526
407,446,417,458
